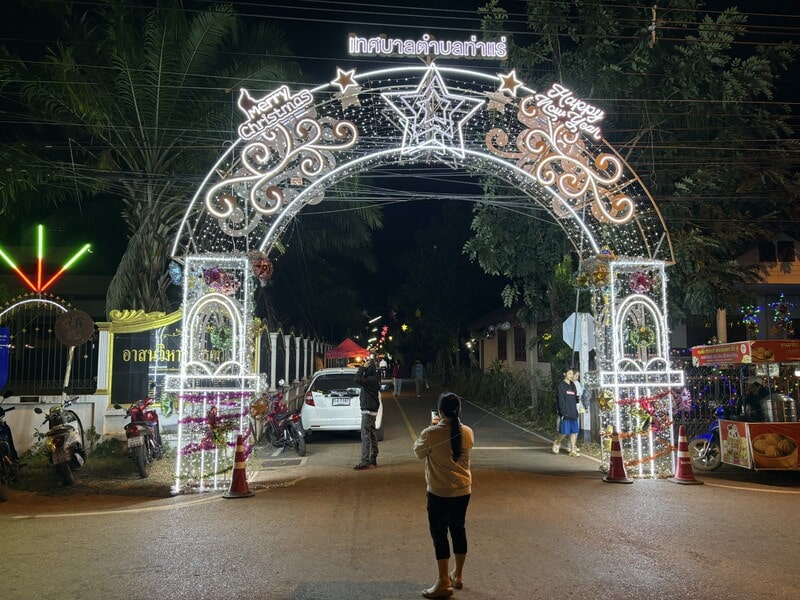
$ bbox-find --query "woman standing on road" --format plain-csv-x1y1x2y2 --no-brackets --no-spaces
552,366,580,457
413,392,475,599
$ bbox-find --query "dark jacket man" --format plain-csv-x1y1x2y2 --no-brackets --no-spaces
355,362,381,413
353,360,381,469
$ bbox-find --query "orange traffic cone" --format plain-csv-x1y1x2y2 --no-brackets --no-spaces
223,434,255,498
668,425,703,485
602,429,633,484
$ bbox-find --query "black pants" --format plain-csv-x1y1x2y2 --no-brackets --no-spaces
426,492,470,560
359,412,378,465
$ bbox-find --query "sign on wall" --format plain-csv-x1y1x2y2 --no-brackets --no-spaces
109,312,182,405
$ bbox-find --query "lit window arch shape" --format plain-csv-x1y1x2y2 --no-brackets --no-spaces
172,61,683,480
614,293,668,374
183,292,244,377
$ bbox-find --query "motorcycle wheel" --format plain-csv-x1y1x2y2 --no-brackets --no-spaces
266,428,281,449
56,462,75,486
288,423,306,457
249,417,262,445
0,481,8,502
133,444,149,478
687,438,722,471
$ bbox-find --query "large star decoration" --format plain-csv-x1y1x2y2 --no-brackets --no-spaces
381,63,483,158
497,69,524,97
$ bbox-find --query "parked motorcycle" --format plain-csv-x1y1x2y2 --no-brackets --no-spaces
250,383,306,457
34,396,86,486
113,397,163,478
687,406,725,472
0,389,21,501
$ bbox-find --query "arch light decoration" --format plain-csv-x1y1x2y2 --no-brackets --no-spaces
173,61,683,481
164,254,258,493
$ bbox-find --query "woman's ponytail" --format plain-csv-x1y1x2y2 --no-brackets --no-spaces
438,392,463,461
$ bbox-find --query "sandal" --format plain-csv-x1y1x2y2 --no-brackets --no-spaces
421,585,454,599
449,571,463,590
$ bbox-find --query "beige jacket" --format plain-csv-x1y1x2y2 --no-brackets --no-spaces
413,420,474,498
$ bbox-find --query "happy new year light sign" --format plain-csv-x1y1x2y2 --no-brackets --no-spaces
534,83,605,141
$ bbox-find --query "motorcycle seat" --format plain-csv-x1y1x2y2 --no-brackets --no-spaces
273,412,291,421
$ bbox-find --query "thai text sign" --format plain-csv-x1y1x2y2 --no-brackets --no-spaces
692,340,800,366
112,325,181,404
691,342,751,366
348,33,507,60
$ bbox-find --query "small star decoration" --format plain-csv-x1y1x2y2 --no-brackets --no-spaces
331,68,359,93
497,70,523,97
331,67,362,108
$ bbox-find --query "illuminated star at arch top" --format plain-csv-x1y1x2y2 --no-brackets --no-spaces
381,63,484,159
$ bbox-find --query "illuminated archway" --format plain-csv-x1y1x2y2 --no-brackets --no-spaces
173,64,673,261
170,61,684,488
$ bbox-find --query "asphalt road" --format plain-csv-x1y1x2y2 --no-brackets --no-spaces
2,387,799,600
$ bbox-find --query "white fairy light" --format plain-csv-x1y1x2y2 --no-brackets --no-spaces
167,61,684,480
0,297,68,319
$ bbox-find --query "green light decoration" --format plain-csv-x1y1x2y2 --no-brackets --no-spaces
739,304,763,338
768,293,796,337
629,325,656,348
0,224,91,293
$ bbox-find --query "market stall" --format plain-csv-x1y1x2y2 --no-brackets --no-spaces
691,340,800,470
324,338,371,367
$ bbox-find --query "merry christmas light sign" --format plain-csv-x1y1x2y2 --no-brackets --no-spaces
237,87,314,140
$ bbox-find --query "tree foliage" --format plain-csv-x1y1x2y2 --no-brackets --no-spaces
267,178,385,339
1,0,305,315
391,201,504,367
477,0,798,325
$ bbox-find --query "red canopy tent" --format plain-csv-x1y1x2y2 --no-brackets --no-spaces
325,338,370,359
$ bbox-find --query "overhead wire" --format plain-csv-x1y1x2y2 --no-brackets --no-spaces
1,1,798,221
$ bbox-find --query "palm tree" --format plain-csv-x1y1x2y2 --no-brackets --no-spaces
1,0,304,315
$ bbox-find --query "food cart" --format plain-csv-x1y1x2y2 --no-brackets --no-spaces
691,340,800,470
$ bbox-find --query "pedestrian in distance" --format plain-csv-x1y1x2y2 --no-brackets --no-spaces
379,355,388,380
353,357,380,470
413,392,474,599
413,359,425,397
391,358,403,398
572,370,590,436
552,366,581,457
